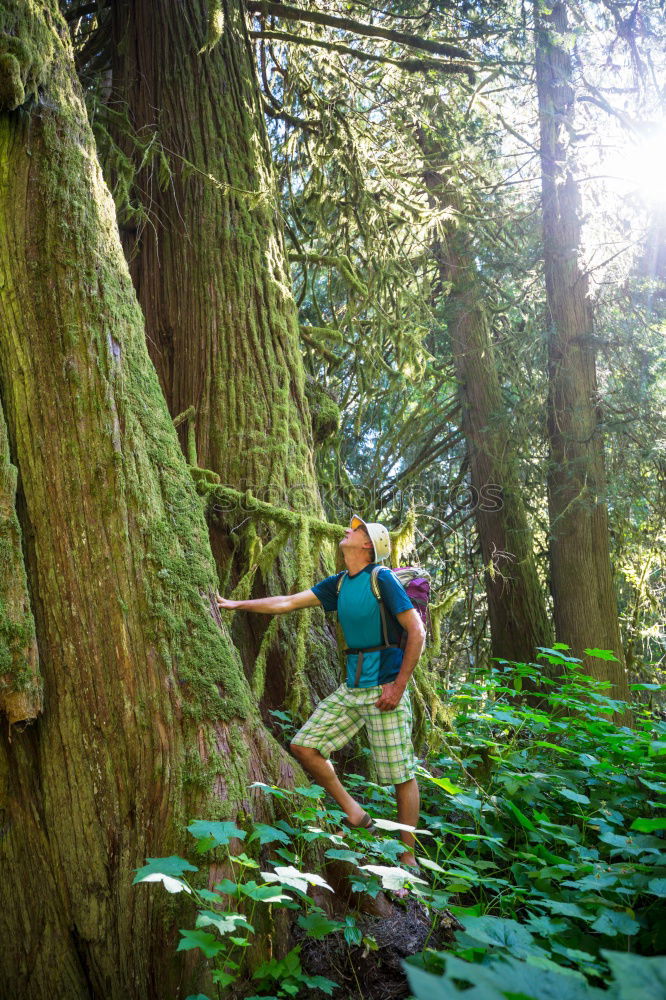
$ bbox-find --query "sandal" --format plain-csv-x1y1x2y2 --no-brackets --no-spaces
342,811,377,833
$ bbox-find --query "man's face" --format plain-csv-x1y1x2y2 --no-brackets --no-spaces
340,521,374,558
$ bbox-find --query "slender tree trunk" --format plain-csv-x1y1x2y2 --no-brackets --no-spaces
0,4,295,996
107,0,338,710
418,130,551,663
534,0,628,695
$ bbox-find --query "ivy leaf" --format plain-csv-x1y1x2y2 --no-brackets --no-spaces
176,929,224,958
187,820,246,846
133,856,198,884
647,878,666,897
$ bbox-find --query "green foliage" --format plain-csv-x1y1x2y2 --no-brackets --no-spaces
136,652,665,996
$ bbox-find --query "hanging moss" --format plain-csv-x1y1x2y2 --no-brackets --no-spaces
304,375,340,445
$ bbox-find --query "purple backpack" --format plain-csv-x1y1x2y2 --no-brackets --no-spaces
370,566,432,647
335,566,432,666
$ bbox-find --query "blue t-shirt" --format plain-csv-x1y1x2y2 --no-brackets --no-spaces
311,564,414,688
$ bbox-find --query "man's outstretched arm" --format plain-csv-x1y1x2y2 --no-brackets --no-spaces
216,590,322,614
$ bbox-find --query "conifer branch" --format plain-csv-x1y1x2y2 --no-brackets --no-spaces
250,29,475,79
245,1,472,60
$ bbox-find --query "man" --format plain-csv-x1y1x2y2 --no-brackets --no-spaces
216,514,426,867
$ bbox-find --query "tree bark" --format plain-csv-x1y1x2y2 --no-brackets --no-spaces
0,3,295,996
0,396,41,722
107,0,339,710
417,129,552,663
534,0,628,694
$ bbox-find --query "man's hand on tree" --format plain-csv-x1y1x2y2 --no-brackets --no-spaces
216,594,239,611
375,681,405,712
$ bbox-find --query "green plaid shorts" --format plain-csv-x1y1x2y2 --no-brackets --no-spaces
292,683,416,785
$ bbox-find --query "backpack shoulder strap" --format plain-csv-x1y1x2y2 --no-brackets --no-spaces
336,570,348,596
371,566,391,647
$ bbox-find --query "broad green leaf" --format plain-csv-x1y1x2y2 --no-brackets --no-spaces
134,872,192,894
455,915,537,957
558,787,590,805
229,852,259,868
195,909,254,935
187,820,246,846
213,878,239,896
630,817,666,832
583,648,620,662
176,929,224,958
423,773,465,795
133,856,198,884
647,878,666,896
211,970,236,987
324,848,364,863
248,823,293,846
591,909,640,936
262,865,333,893
248,781,289,799
293,784,325,799
372,817,433,834
239,880,292,903
343,916,362,945
297,911,343,939
299,973,338,995
185,995,212,1000
360,864,427,889
604,950,666,999
504,799,536,831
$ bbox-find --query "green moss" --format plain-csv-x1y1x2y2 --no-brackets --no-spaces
0,52,23,109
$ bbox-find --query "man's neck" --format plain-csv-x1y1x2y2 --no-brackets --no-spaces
343,552,374,576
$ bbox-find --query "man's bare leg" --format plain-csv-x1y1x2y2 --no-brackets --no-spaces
395,777,420,867
290,744,367,825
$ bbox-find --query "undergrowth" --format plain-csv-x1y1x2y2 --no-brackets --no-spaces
135,648,666,999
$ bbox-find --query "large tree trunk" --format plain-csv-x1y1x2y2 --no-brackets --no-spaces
535,0,628,696
441,228,552,663
0,4,294,996
418,129,551,663
107,0,339,711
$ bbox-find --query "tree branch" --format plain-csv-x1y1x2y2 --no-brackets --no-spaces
250,29,474,79
245,1,472,60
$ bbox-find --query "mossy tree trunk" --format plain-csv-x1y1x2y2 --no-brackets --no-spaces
0,3,296,996
108,0,339,712
418,129,552,663
535,0,628,695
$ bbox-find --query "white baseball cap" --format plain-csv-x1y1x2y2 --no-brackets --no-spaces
350,514,391,562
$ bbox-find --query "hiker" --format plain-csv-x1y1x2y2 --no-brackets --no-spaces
216,514,426,867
